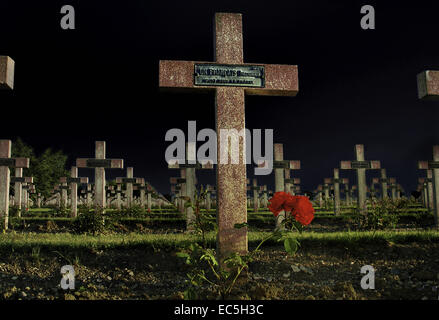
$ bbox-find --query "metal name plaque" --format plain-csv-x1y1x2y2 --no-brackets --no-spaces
194,64,265,88
273,161,288,169
0,158,15,166
179,163,201,169
428,161,439,169
86,159,112,168
350,161,371,169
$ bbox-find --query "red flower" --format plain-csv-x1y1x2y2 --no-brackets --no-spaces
268,192,314,226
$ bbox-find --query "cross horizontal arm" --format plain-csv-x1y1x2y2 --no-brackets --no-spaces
0,158,30,168
340,160,381,169
115,177,144,184
417,70,439,100
258,160,300,169
76,158,124,169
0,56,15,90
159,60,298,96
60,177,89,184
168,161,214,169
11,176,33,183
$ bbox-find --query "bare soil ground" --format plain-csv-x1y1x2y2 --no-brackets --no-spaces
1,242,438,300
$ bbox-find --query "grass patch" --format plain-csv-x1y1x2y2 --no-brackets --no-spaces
0,230,437,253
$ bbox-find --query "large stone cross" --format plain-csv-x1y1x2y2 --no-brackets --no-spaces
159,12,298,259
76,141,123,210
0,140,30,229
340,145,381,213
418,145,439,227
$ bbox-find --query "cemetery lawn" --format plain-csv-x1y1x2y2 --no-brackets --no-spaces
0,230,438,300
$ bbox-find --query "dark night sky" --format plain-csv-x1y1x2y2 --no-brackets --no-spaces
0,0,438,195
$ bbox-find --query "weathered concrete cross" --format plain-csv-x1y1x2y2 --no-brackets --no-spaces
0,140,30,229
388,178,397,200
332,169,342,215
418,146,439,226
417,165,434,211
316,185,324,208
59,180,71,208
115,167,143,208
10,172,32,215
323,178,332,209
205,184,213,211
369,180,377,199
418,177,430,209
340,178,351,206
170,177,184,210
425,171,433,209
160,12,298,258
261,143,300,228
340,145,380,213
284,169,300,195
135,179,147,209
145,183,154,211
60,167,89,217
76,141,123,210
22,183,35,210
251,178,259,212
379,169,389,199
168,143,213,230
260,185,268,209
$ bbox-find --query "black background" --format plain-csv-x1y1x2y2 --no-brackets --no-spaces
1,0,438,195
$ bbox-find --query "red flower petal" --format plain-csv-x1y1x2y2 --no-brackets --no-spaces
290,196,315,225
268,191,292,217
